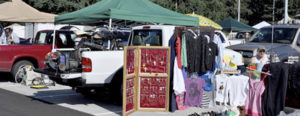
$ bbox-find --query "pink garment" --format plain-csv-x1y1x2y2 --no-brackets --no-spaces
244,72,269,116
176,93,188,110
175,36,182,68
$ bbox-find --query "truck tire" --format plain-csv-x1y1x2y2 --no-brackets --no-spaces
110,69,123,105
12,60,34,82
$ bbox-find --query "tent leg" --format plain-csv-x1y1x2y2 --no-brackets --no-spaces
107,18,112,49
52,24,56,52
32,23,35,40
109,18,112,30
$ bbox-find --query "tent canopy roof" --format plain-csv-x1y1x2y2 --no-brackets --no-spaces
0,0,56,22
218,17,256,32
55,0,199,26
253,21,271,29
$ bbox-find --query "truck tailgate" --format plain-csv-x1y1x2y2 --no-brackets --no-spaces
81,50,124,84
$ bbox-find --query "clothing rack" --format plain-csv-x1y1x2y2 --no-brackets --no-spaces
175,27,215,42
246,67,272,76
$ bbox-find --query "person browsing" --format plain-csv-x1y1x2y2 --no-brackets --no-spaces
251,46,269,71
0,28,20,45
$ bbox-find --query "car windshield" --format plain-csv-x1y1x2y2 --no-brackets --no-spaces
130,29,162,46
249,27,297,44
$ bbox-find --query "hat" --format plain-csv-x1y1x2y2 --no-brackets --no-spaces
257,46,266,52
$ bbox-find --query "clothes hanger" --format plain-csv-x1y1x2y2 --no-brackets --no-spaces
187,29,197,39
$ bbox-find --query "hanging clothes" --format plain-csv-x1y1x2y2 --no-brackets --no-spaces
201,91,211,108
213,34,224,70
173,57,186,95
262,63,289,116
215,74,229,105
181,33,188,68
176,93,188,110
205,42,219,71
226,75,249,106
286,62,300,108
244,71,269,116
168,34,177,112
184,78,206,107
176,36,182,68
199,71,214,91
182,67,188,80
185,31,208,73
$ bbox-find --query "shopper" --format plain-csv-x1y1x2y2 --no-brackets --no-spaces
251,46,269,71
0,28,20,45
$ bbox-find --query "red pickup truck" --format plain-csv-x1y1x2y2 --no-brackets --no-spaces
0,30,75,80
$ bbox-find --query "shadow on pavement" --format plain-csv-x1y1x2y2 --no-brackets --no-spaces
31,88,122,115
0,72,14,82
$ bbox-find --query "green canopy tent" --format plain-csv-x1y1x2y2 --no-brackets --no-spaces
218,18,257,32
55,0,199,27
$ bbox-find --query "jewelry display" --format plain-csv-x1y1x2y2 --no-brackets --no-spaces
140,49,168,73
123,47,170,115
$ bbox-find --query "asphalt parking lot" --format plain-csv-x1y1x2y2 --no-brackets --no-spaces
1,72,299,116
0,72,122,116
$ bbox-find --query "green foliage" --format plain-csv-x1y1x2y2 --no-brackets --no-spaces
21,0,300,25
23,0,100,14
0,0,9,4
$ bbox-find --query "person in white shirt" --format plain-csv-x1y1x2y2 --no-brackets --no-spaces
0,28,20,45
251,46,269,71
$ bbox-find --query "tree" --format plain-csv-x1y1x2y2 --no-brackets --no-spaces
20,0,300,26
23,0,100,14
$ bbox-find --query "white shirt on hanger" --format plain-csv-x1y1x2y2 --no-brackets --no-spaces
215,74,229,104
225,75,249,106
173,57,186,95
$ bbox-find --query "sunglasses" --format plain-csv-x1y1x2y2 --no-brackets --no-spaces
259,50,265,52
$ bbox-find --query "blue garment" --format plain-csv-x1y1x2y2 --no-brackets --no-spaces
198,71,214,91
169,34,177,112
181,68,188,80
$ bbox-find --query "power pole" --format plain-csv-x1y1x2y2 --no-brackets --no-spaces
175,0,178,12
238,0,240,22
284,0,289,24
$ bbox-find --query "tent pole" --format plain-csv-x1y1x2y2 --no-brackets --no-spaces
108,18,112,49
32,23,35,41
109,18,112,30
52,23,56,52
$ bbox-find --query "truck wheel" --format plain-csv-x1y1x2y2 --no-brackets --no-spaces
12,60,34,82
110,73,123,105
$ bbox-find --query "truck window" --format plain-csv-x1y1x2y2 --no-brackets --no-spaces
55,32,75,48
35,32,52,44
130,29,162,46
37,33,47,44
249,28,297,44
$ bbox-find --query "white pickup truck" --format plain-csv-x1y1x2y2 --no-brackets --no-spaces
37,25,244,103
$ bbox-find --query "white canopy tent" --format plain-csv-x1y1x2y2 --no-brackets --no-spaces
0,0,56,22
252,21,271,29
278,16,300,24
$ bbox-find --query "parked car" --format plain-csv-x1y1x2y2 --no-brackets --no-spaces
0,29,76,81
227,25,300,65
215,30,245,46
